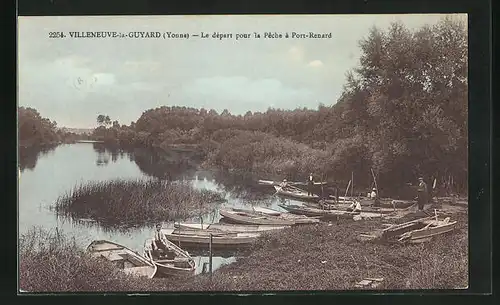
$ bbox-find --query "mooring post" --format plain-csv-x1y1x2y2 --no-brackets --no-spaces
209,233,213,276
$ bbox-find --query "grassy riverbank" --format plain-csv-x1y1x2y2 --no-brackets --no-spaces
20,209,467,292
189,211,468,291
54,179,226,227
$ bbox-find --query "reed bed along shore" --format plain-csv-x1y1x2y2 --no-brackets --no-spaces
20,209,467,292
19,227,158,292
53,179,226,227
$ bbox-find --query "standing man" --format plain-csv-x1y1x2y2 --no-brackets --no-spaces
307,172,314,196
371,188,380,206
417,177,428,211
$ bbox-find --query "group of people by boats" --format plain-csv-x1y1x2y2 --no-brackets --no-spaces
276,173,432,213
85,173,446,280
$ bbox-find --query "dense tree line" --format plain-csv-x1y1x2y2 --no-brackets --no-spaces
18,107,60,148
94,17,467,195
18,107,84,149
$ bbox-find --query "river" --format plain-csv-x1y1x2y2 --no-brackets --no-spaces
18,142,297,275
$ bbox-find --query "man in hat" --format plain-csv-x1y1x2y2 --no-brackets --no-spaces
307,173,314,196
417,177,428,211
370,188,380,206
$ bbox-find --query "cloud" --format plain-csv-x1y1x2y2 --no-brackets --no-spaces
308,60,324,68
287,46,305,62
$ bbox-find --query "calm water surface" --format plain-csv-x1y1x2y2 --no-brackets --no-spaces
18,143,296,274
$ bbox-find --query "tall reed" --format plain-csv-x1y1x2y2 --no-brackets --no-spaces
54,179,226,227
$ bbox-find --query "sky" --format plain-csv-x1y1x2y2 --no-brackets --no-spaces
18,14,466,128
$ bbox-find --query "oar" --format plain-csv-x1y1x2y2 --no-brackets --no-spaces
344,180,351,198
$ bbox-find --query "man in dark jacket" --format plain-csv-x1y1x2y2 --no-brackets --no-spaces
417,177,428,211
307,173,314,196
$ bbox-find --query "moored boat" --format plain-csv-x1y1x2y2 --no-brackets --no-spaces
143,237,195,277
326,197,415,209
219,208,319,225
163,228,259,248
219,208,296,226
258,179,327,186
274,185,320,201
231,206,282,216
278,204,362,220
87,240,157,278
174,222,289,233
311,201,396,214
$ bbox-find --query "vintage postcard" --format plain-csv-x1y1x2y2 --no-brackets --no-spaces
18,14,468,292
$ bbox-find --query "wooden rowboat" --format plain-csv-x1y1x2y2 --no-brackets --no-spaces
143,237,195,277
274,186,320,201
219,208,295,226
219,208,319,225
258,179,327,186
87,240,157,278
174,222,289,233
359,216,458,244
163,228,259,248
325,197,414,209
278,204,361,219
383,216,458,244
311,201,396,214
231,206,282,216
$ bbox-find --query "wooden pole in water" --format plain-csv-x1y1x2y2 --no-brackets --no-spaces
321,174,325,199
209,233,213,276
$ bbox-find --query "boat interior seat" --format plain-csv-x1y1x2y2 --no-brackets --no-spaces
123,266,154,277
105,252,126,261
163,251,176,259
123,260,135,268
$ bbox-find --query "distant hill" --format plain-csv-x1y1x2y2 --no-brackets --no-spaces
59,127,94,135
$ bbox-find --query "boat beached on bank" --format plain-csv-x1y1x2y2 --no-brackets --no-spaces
358,215,458,244
143,237,196,277
87,240,157,278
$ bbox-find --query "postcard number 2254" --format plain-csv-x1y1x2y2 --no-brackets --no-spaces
48,32,66,39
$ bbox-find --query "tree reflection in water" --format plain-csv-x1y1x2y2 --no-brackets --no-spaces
18,144,58,172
